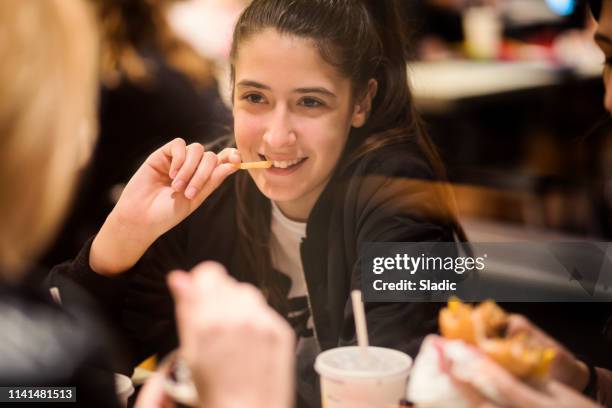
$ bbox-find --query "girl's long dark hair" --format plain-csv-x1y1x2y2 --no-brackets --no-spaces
230,0,466,312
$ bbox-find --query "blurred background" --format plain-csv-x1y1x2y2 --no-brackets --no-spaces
402,0,612,244
42,0,612,269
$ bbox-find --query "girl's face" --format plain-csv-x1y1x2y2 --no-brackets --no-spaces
233,28,373,221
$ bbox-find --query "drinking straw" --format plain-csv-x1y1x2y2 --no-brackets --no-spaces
351,290,369,348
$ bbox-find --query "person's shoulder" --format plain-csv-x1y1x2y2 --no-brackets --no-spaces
0,285,114,387
0,292,82,377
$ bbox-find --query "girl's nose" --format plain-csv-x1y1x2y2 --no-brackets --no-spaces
263,108,297,148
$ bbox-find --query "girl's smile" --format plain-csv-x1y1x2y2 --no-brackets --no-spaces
259,153,308,174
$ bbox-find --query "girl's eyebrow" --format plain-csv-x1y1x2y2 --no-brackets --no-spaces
236,80,336,98
294,87,336,98
236,80,270,90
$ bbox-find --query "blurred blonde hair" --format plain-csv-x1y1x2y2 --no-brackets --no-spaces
0,0,99,278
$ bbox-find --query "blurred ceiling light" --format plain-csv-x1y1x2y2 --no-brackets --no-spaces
545,0,576,16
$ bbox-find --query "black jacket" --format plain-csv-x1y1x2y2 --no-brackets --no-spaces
49,139,455,406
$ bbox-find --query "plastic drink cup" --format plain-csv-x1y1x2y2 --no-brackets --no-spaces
114,373,134,408
315,346,412,408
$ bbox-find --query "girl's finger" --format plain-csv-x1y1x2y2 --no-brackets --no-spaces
160,138,187,179
171,143,204,193
188,163,238,206
217,147,241,164
209,163,239,190
184,151,217,200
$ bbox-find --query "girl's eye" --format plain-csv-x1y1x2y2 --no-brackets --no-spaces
243,93,266,104
299,97,324,108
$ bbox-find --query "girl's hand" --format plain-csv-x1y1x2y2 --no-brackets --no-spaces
450,356,600,408
112,139,239,234
168,262,295,408
90,139,240,275
506,315,590,391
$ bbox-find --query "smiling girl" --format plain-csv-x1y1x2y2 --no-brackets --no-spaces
51,0,465,405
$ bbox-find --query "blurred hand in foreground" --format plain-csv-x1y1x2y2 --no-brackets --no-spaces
135,372,175,408
168,262,295,408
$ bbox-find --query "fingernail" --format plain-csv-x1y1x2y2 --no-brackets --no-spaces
185,186,198,199
172,179,185,191
170,169,177,179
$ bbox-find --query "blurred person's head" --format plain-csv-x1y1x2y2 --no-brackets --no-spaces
90,0,214,87
0,0,98,278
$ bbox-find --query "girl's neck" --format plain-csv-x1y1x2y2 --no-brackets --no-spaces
273,181,327,222
274,199,312,223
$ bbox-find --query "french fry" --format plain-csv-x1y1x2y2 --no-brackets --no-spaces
233,161,272,170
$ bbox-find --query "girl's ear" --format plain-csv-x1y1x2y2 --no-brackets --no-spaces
351,79,378,128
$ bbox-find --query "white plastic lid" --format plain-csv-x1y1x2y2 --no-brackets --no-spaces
315,346,412,380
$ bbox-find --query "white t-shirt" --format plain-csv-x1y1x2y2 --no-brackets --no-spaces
269,201,313,338
269,201,323,405
270,201,308,298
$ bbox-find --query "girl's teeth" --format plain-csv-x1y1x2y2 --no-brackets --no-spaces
272,158,301,168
